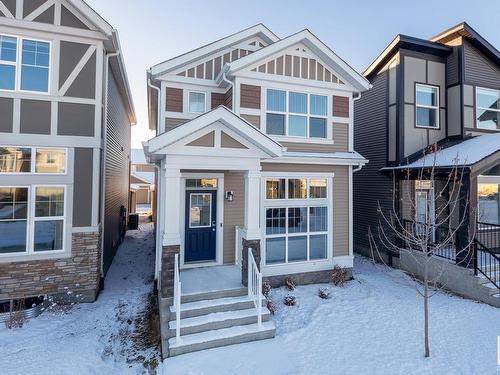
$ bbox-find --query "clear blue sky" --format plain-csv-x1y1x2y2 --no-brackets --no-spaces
85,0,500,148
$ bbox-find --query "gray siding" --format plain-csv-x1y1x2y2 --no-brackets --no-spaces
0,97,13,132
447,46,460,86
73,148,94,227
463,40,500,88
20,99,51,134
353,71,393,251
102,67,131,275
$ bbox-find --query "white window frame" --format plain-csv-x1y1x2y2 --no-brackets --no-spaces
415,83,440,129
0,34,52,94
187,90,207,114
265,88,328,139
477,175,500,226
0,185,67,258
475,87,500,131
261,174,333,267
0,146,67,175
0,34,18,91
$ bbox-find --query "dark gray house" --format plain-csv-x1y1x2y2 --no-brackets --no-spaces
354,22,499,301
0,0,136,303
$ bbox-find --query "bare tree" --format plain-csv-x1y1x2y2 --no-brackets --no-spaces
368,147,476,358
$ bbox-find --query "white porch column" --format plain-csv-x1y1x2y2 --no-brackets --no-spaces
163,167,182,246
244,168,262,240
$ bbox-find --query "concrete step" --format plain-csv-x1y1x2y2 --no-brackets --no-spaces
181,287,247,304
168,308,271,337
169,295,266,320
167,321,276,357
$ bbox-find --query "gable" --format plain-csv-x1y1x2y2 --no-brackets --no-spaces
248,44,344,84
187,131,215,147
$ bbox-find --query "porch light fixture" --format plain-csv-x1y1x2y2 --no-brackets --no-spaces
225,191,234,202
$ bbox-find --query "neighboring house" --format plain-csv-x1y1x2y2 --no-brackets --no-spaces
354,22,500,305
144,24,370,357
0,0,136,303
130,148,155,214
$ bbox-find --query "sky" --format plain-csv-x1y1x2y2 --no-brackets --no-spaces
84,0,500,149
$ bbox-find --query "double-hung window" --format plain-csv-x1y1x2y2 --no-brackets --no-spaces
266,89,328,138
0,35,50,93
476,87,499,131
0,186,66,255
415,84,439,128
264,177,330,265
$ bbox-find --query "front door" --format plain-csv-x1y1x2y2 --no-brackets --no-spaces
185,190,217,263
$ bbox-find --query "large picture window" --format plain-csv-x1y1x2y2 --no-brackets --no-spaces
0,185,66,256
476,87,499,131
263,176,330,266
0,35,50,93
415,84,439,128
478,182,499,225
0,146,66,174
266,89,328,138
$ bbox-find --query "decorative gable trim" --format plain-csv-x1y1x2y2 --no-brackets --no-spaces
187,131,215,147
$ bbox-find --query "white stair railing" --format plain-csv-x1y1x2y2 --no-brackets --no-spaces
173,253,182,343
247,248,262,327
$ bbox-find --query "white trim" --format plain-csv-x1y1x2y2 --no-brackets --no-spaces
415,83,440,129
475,86,500,131
58,44,97,96
262,255,353,277
186,89,207,114
0,2,14,18
24,0,56,22
188,193,212,228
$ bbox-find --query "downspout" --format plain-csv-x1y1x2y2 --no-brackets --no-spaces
352,91,363,173
147,72,163,281
221,66,234,110
99,49,120,282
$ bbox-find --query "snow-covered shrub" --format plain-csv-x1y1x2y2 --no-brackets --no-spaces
262,281,272,298
267,299,276,315
283,295,296,306
284,277,295,291
331,265,348,287
318,287,330,299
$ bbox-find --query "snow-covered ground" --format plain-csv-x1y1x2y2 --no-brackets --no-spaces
164,257,500,375
0,223,161,375
2,224,500,375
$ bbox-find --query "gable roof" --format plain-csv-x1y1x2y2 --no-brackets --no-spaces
150,24,279,77
67,0,136,124
143,106,284,158
223,29,370,92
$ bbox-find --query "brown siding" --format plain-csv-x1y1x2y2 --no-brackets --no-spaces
0,97,13,133
223,172,245,264
73,147,93,227
224,87,233,109
211,92,225,109
332,96,349,117
135,164,155,172
281,123,348,153
166,117,188,132
20,99,51,134
103,67,131,275
166,87,183,112
261,163,350,257
186,131,215,147
240,84,260,109
221,132,247,149
241,114,260,129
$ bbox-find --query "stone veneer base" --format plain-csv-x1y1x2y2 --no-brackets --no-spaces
264,268,353,288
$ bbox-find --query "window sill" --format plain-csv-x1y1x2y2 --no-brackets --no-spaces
415,125,440,130
0,250,70,263
269,136,334,144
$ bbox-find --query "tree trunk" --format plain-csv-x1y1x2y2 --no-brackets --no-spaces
424,278,430,358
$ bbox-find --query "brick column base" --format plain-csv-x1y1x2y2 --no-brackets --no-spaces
241,239,261,286
161,245,180,303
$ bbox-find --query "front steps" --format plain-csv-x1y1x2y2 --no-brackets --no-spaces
161,288,275,358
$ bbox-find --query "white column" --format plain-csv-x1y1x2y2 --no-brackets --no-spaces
245,169,261,240
163,167,182,246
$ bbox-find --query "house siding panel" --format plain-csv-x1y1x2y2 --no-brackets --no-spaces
73,147,94,227
0,97,13,132
166,117,188,132
332,95,349,117
463,40,500,87
20,99,51,134
166,87,183,112
102,67,131,275
211,92,225,109
58,102,95,136
281,122,348,153
223,172,245,264
240,84,260,109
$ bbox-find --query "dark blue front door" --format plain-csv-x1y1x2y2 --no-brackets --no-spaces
185,190,217,262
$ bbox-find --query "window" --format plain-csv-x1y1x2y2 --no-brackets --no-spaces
476,88,499,131
188,91,206,113
264,176,330,265
0,147,66,174
0,185,65,255
415,84,439,128
0,35,50,93
265,89,328,138
189,193,211,228
478,183,499,225
186,178,217,188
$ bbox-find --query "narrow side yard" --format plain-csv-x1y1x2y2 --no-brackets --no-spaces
0,223,161,375
163,257,500,375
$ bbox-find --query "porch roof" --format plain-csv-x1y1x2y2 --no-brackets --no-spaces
382,133,500,171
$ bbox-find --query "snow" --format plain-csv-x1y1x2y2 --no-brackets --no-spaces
0,223,162,375
163,257,500,375
389,132,500,169
180,265,242,295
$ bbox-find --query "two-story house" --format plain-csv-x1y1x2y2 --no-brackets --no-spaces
143,24,370,357
354,23,499,304
0,0,136,305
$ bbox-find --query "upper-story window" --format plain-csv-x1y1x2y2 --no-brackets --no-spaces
415,84,439,128
266,89,327,138
476,87,499,131
0,35,50,93
0,147,66,174
188,91,206,113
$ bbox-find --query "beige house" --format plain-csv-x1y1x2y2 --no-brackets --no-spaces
144,24,370,357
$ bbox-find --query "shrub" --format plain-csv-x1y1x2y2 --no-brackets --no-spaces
331,265,348,287
266,299,276,315
318,287,330,299
262,281,272,298
283,295,296,306
284,277,295,291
